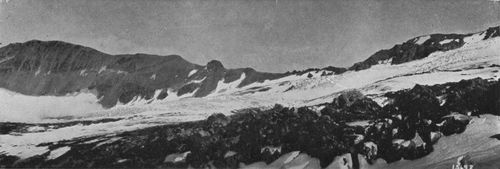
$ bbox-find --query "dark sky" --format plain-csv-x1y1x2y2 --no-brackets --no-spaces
1,0,500,72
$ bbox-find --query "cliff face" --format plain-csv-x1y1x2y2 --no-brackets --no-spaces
0,40,284,108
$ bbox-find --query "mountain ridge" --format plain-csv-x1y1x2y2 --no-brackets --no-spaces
0,40,284,107
349,26,500,71
0,25,498,108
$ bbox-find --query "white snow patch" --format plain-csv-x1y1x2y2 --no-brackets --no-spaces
437,95,446,106
34,66,41,76
47,146,71,160
98,66,107,74
401,140,414,148
439,39,456,44
261,146,282,154
371,96,390,107
0,144,49,159
430,131,442,143
346,120,370,127
436,120,446,127
464,32,486,45
190,77,206,83
150,74,156,80
224,151,237,158
79,69,87,76
377,58,393,64
309,105,325,114
152,89,163,99
364,142,377,149
26,126,46,132
415,35,430,44
353,134,365,144
211,73,246,95
83,138,105,144
284,151,301,164
117,159,128,163
412,133,425,146
392,139,405,145
188,69,198,77
164,151,191,163
444,113,472,122
94,137,122,148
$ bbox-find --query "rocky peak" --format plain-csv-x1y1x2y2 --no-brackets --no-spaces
206,60,225,71
2,40,102,55
483,26,500,40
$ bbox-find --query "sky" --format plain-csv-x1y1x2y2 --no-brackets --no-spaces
1,0,500,73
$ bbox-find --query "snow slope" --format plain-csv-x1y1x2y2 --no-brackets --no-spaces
0,89,104,122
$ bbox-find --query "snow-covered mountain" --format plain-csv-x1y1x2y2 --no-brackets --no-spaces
1,26,498,123
0,40,289,121
0,26,499,168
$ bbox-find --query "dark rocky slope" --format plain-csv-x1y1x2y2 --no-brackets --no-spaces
1,78,498,168
0,40,284,107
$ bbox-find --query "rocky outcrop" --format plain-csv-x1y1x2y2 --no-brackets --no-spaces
483,26,500,40
285,66,347,76
320,90,382,122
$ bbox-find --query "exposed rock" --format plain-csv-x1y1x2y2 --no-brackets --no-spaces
452,155,475,169
483,26,500,40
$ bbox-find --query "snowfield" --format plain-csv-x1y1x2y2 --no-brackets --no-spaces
0,89,104,122
1,32,500,163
